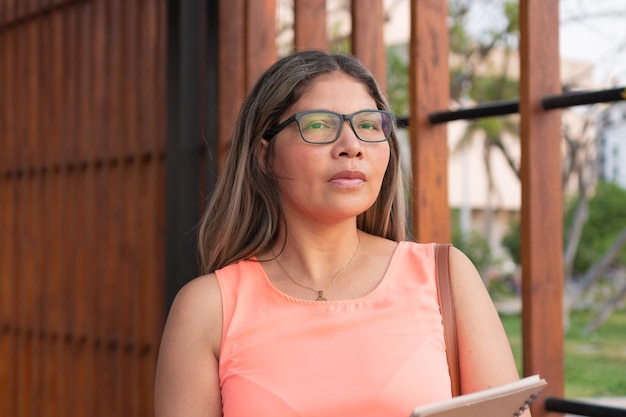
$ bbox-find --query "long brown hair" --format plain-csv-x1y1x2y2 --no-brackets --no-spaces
198,50,406,274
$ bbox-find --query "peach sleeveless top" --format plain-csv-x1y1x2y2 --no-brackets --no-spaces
216,241,452,417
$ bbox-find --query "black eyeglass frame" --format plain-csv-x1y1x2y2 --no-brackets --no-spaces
262,109,395,144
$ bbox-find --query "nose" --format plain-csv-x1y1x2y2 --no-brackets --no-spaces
334,120,363,158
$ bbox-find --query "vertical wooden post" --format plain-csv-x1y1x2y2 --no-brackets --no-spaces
294,0,327,51
408,1,450,243
351,0,386,92
218,0,245,171
219,0,277,171
519,1,565,415
245,0,277,89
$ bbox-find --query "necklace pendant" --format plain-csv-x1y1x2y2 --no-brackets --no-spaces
316,291,326,301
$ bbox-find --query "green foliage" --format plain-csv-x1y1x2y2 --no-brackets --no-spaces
502,181,626,274
450,209,492,273
565,181,626,273
500,309,626,397
501,214,521,264
386,45,409,116
471,75,519,102
448,0,474,56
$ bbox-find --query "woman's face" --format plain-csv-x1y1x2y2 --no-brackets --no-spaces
264,72,391,225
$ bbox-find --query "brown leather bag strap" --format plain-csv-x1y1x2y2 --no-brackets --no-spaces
435,243,461,397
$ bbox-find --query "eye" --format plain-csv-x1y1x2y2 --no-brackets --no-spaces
358,120,379,130
301,113,337,131
304,121,329,130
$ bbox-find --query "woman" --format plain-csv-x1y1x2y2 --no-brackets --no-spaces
154,50,523,417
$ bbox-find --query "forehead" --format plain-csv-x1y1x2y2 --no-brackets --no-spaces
290,72,377,113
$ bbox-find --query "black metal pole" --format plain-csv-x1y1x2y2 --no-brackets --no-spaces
395,86,626,127
545,397,626,417
429,99,519,124
542,87,626,110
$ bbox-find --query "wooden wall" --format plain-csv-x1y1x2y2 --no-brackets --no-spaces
0,0,166,416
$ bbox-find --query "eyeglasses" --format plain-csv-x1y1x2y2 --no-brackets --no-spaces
263,110,395,144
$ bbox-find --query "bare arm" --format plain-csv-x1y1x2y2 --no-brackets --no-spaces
448,247,522,393
154,274,223,417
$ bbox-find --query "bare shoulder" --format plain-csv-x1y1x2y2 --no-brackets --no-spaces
164,273,223,356
155,273,223,417
446,245,498,320
447,246,488,301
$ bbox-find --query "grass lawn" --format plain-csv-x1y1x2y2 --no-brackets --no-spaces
500,308,626,398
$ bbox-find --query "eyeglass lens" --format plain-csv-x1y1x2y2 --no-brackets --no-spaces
299,111,391,143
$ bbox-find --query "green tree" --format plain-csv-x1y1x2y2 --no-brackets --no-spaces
502,181,626,330
565,181,626,272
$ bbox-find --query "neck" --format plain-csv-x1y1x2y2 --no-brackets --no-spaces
272,227,362,287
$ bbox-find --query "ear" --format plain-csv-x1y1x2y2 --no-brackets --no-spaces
258,138,270,173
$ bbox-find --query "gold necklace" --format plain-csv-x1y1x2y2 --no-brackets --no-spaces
273,234,361,301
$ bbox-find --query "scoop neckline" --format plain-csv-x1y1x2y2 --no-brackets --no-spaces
252,241,404,305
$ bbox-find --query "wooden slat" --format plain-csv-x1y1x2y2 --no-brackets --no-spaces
139,159,166,417
27,19,41,169
0,22,8,170
4,0,15,25
138,0,163,154
127,162,141,415
63,6,78,164
77,2,93,161
81,167,98,417
245,0,277,91
519,1,565,416
137,14,166,412
218,0,245,170
136,160,155,415
293,0,327,51
31,174,45,417
15,24,25,171
0,179,17,417
351,0,386,92
62,10,79,417
13,22,27,416
92,0,108,161
48,7,63,167
16,0,26,20
108,0,123,159
124,2,141,411
37,13,53,417
408,0,450,243
94,164,108,417
99,163,120,417
16,177,35,417
122,0,139,156
38,5,52,170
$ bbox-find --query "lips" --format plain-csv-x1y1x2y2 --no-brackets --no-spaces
329,170,366,187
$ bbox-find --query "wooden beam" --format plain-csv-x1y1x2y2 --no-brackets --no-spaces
294,0,327,51
408,1,450,243
519,1,565,416
245,0,277,90
218,0,245,171
351,0,386,91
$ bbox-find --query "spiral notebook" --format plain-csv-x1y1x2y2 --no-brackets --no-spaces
410,375,547,417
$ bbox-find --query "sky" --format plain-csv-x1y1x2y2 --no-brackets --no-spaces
559,0,626,85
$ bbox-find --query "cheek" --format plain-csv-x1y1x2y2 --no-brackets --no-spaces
373,144,392,175
272,146,322,181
